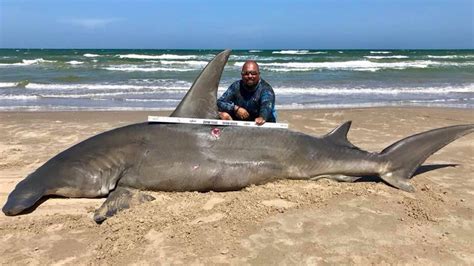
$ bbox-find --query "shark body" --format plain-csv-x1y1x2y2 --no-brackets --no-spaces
3,50,473,222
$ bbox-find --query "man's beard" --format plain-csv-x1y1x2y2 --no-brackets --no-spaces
243,80,258,91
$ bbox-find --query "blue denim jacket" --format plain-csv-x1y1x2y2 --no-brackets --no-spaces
217,79,276,122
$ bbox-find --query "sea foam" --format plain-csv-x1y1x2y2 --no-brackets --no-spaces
0,58,55,66
253,60,438,72
67,60,84,65
159,60,208,66
83,53,100,57
364,55,409,59
24,82,192,91
118,54,197,60
273,85,474,95
273,50,309,55
104,65,196,72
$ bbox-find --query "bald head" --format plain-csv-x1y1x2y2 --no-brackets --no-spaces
241,60,260,88
242,60,260,72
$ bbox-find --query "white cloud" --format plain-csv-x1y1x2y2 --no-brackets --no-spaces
59,18,122,29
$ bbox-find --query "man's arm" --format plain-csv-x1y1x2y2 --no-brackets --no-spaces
258,86,276,123
217,82,239,113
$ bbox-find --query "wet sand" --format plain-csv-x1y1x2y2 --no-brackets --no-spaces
0,107,473,264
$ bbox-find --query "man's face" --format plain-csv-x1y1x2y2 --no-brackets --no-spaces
241,63,260,87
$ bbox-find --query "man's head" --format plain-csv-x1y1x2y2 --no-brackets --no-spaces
241,60,260,88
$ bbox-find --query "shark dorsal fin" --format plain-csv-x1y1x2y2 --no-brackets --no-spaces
170,49,231,119
324,121,359,149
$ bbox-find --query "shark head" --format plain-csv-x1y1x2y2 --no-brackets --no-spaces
2,174,46,216
170,49,231,119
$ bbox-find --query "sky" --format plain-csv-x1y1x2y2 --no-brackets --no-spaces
0,0,473,49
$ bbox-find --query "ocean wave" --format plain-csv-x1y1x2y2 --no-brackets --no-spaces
0,81,29,88
408,98,473,103
83,53,100,57
159,60,208,66
230,55,265,61
277,102,398,110
103,65,196,72
272,50,327,55
277,100,472,109
117,54,197,60
38,91,159,98
249,50,262,53
256,60,438,72
24,82,193,91
124,98,180,102
0,95,39,100
369,51,392,54
273,85,474,95
23,58,56,64
272,50,309,55
67,60,84,65
0,82,18,88
0,58,55,66
426,55,474,59
364,55,409,59
0,105,176,111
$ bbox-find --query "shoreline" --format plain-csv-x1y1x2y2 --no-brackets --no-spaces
0,104,473,112
1,106,473,264
0,105,472,113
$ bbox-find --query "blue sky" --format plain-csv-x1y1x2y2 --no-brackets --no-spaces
1,0,473,49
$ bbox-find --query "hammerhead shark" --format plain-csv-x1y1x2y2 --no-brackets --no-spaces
3,50,473,223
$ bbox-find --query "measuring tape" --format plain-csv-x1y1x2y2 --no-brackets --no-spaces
148,116,288,129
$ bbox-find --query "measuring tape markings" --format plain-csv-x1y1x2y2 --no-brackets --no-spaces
148,116,288,129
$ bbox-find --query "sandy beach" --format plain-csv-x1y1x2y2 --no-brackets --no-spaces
0,107,473,265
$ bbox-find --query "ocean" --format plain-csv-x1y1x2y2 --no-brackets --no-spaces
0,49,473,111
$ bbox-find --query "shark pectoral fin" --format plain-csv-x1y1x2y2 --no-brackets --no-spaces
381,172,415,192
93,186,155,223
310,174,360,183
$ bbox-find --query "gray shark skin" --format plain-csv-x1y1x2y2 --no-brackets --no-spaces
2,50,474,223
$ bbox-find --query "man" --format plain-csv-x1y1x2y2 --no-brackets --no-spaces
217,60,276,125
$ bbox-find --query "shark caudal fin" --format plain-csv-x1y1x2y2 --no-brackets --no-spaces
170,49,231,119
379,124,474,192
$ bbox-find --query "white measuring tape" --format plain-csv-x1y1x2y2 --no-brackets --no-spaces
148,116,288,129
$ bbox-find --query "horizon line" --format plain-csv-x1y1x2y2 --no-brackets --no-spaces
1,47,473,50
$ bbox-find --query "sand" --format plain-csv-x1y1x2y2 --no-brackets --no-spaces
0,107,473,265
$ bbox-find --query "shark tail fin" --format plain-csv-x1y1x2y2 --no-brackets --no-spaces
379,124,474,192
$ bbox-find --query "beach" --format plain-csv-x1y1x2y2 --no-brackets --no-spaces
1,107,473,264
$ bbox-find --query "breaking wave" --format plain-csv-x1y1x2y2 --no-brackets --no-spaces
117,54,197,60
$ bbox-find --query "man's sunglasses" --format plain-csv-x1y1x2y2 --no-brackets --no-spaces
241,71,259,76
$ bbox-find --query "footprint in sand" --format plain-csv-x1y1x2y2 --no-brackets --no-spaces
190,213,225,225
261,199,296,209
202,197,225,210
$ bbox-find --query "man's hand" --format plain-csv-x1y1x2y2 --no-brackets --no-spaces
219,112,233,120
255,117,266,125
235,106,249,120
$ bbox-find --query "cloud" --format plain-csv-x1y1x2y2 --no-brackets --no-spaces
59,18,122,29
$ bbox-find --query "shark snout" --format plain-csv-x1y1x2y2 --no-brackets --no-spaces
2,179,46,216
2,201,27,216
